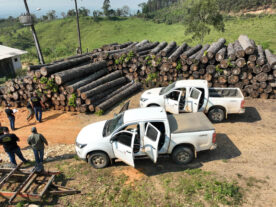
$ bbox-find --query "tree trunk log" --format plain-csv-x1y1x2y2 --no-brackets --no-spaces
180,44,202,60
55,60,107,85
161,41,177,57
207,38,226,59
234,40,245,58
150,42,168,55
238,35,255,55
169,43,188,62
265,49,276,70
227,43,236,60
215,47,227,62
256,45,266,66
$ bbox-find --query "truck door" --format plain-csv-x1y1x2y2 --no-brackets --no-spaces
184,88,202,112
111,131,136,167
143,123,161,163
165,90,182,114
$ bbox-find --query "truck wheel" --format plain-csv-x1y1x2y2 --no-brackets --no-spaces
208,108,225,123
88,152,110,169
172,146,194,165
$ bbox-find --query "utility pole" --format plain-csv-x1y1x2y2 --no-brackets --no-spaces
74,0,82,54
23,0,44,64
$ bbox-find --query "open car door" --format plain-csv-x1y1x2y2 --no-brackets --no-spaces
111,130,136,167
184,87,202,112
143,123,161,163
165,90,182,114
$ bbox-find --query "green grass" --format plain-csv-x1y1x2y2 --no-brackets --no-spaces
0,15,276,64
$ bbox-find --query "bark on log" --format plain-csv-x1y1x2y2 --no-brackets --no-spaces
256,72,268,82
227,43,236,60
55,60,107,85
265,49,276,70
150,42,168,55
215,47,227,62
256,45,266,66
195,44,210,63
207,38,226,59
96,82,142,112
28,63,52,71
238,35,255,55
161,42,177,57
236,58,246,68
81,77,127,100
234,41,245,58
77,70,122,96
66,68,108,94
180,44,202,60
136,40,149,47
134,42,159,53
40,55,91,76
169,43,188,62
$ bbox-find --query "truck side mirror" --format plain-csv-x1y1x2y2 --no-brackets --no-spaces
110,137,117,143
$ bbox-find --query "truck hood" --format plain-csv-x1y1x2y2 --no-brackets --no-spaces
141,87,163,98
76,120,107,144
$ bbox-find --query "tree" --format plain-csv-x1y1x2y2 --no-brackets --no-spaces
116,8,123,16
184,0,225,43
46,10,57,21
121,5,130,16
61,12,66,18
102,0,111,17
79,7,90,16
67,9,76,17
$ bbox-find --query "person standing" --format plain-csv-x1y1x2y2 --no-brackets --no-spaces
0,123,8,136
0,128,29,166
30,92,45,123
5,105,15,130
26,100,34,122
27,127,48,167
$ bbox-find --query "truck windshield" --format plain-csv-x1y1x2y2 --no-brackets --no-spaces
103,113,124,137
160,82,176,95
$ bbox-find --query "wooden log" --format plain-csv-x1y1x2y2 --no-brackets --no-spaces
77,70,122,96
150,42,168,55
180,44,202,60
236,58,246,68
206,65,216,74
253,65,262,74
40,55,91,76
195,44,210,63
81,77,127,100
161,42,177,57
66,68,108,94
238,35,255,55
28,63,52,71
227,43,236,60
55,60,107,85
231,67,241,75
228,75,239,84
265,49,276,70
234,40,245,58
96,82,142,112
207,38,226,59
256,45,266,66
256,72,268,82
169,43,188,62
136,40,149,47
215,47,227,62
262,64,271,73
134,42,159,53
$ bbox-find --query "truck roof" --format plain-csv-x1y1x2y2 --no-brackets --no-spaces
175,79,207,88
124,107,167,123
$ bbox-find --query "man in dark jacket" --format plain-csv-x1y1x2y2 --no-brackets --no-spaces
30,92,45,123
0,128,28,165
27,127,48,166
5,105,15,130
0,123,8,136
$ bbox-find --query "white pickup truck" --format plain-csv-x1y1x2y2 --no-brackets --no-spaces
75,107,216,169
140,80,245,122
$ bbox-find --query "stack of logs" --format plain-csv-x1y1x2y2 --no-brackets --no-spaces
1,35,276,114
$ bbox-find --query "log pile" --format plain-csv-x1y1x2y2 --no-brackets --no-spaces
1,35,276,114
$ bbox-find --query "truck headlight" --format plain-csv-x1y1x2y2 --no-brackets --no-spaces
76,142,87,149
140,98,148,102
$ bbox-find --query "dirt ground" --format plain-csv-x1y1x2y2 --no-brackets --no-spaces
0,92,275,206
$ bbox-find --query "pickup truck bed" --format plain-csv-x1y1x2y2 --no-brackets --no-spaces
168,112,215,133
209,88,242,98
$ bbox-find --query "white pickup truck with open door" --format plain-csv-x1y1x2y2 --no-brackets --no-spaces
140,80,245,123
75,107,216,169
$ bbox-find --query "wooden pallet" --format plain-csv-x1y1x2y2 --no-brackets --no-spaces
0,162,80,204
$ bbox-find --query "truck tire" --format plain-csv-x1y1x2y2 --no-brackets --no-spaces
208,108,225,123
88,152,110,169
172,146,194,165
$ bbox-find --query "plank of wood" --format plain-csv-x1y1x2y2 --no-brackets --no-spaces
0,162,23,188
39,175,55,197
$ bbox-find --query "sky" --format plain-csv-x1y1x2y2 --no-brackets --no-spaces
0,0,148,18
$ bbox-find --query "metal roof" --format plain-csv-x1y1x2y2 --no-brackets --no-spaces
0,45,27,60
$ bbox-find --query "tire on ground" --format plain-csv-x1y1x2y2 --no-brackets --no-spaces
172,146,194,165
88,152,110,169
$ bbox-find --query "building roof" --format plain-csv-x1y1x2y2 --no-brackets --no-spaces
0,45,27,60
124,107,167,124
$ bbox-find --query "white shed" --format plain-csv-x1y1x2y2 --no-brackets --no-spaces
0,45,27,78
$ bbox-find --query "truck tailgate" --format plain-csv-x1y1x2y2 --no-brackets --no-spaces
168,112,215,133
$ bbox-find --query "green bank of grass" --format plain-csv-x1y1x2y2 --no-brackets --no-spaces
1,15,276,64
